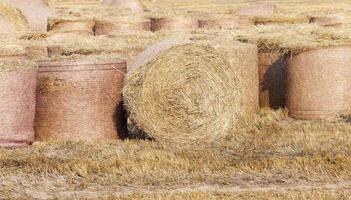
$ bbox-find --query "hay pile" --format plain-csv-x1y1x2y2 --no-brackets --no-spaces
0,2,29,32
124,41,242,143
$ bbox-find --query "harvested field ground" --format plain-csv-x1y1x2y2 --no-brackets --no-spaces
1,110,351,199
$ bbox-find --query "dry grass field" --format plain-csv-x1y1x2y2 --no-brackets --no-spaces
1,0,351,199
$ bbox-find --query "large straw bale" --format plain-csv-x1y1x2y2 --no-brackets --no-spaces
287,46,351,120
0,2,28,33
124,40,243,143
9,0,55,32
100,0,143,13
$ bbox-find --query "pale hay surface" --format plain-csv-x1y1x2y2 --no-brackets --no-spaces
1,110,351,199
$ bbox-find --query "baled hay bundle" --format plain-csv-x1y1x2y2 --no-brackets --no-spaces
95,17,151,35
254,15,310,25
235,3,276,16
100,0,143,13
0,43,27,60
9,0,55,32
0,59,37,148
198,16,254,29
150,17,199,32
47,17,95,41
310,14,346,27
124,40,242,143
287,47,351,120
0,2,28,33
48,17,95,33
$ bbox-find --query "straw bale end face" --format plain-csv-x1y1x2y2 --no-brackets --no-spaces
287,47,351,120
124,41,243,143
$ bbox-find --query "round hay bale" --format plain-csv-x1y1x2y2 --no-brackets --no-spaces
150,17,199,32
26,45,49,60
0,14,17,33
207,40,258,115
95,18,151,35
258,52,288,109
0,3,29,33
310,14,346,27
287,47,351,120
48,18,95,33
47,45,63,57
198,17,254,29
35,56,127,141
0,44,28,60
100,0,143,12
46,30,93,42
0,61,37,148
235,3,276,16
124,40,242,143
9,0,55,32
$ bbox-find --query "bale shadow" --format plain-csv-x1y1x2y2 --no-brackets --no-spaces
261,54,289,109
113,99,154,141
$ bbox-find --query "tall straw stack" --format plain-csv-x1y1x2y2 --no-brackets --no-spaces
124,40,243,143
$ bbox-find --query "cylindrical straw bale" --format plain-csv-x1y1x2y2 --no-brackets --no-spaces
95,18,151,35
235,3,276,16
0,45,28,60
198,17,254,29
310,14,346,27
258,52,288,109
287,47,351,120
150,17,199,32
209,41,258,114
48,18,95,33
9,0,55,32
100,0,143,13
124,40,243,143
0,61,38,148
35,57,127,141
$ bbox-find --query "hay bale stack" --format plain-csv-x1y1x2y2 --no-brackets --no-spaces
0,60,37,148
35,55,127,141
101,0,143,12
258,52,288,109
47,17,95,41
235,3,276,16
310,14,346,27
9,0,55,32
95,17,151,35
124,40,243,143
287,47,351,120
0,3,29,33
150,17,199,32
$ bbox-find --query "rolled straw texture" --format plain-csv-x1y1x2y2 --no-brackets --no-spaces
0,64,38,148
287,47,351,120
124,40,242,143
258,52,288,109
35,59,127,141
